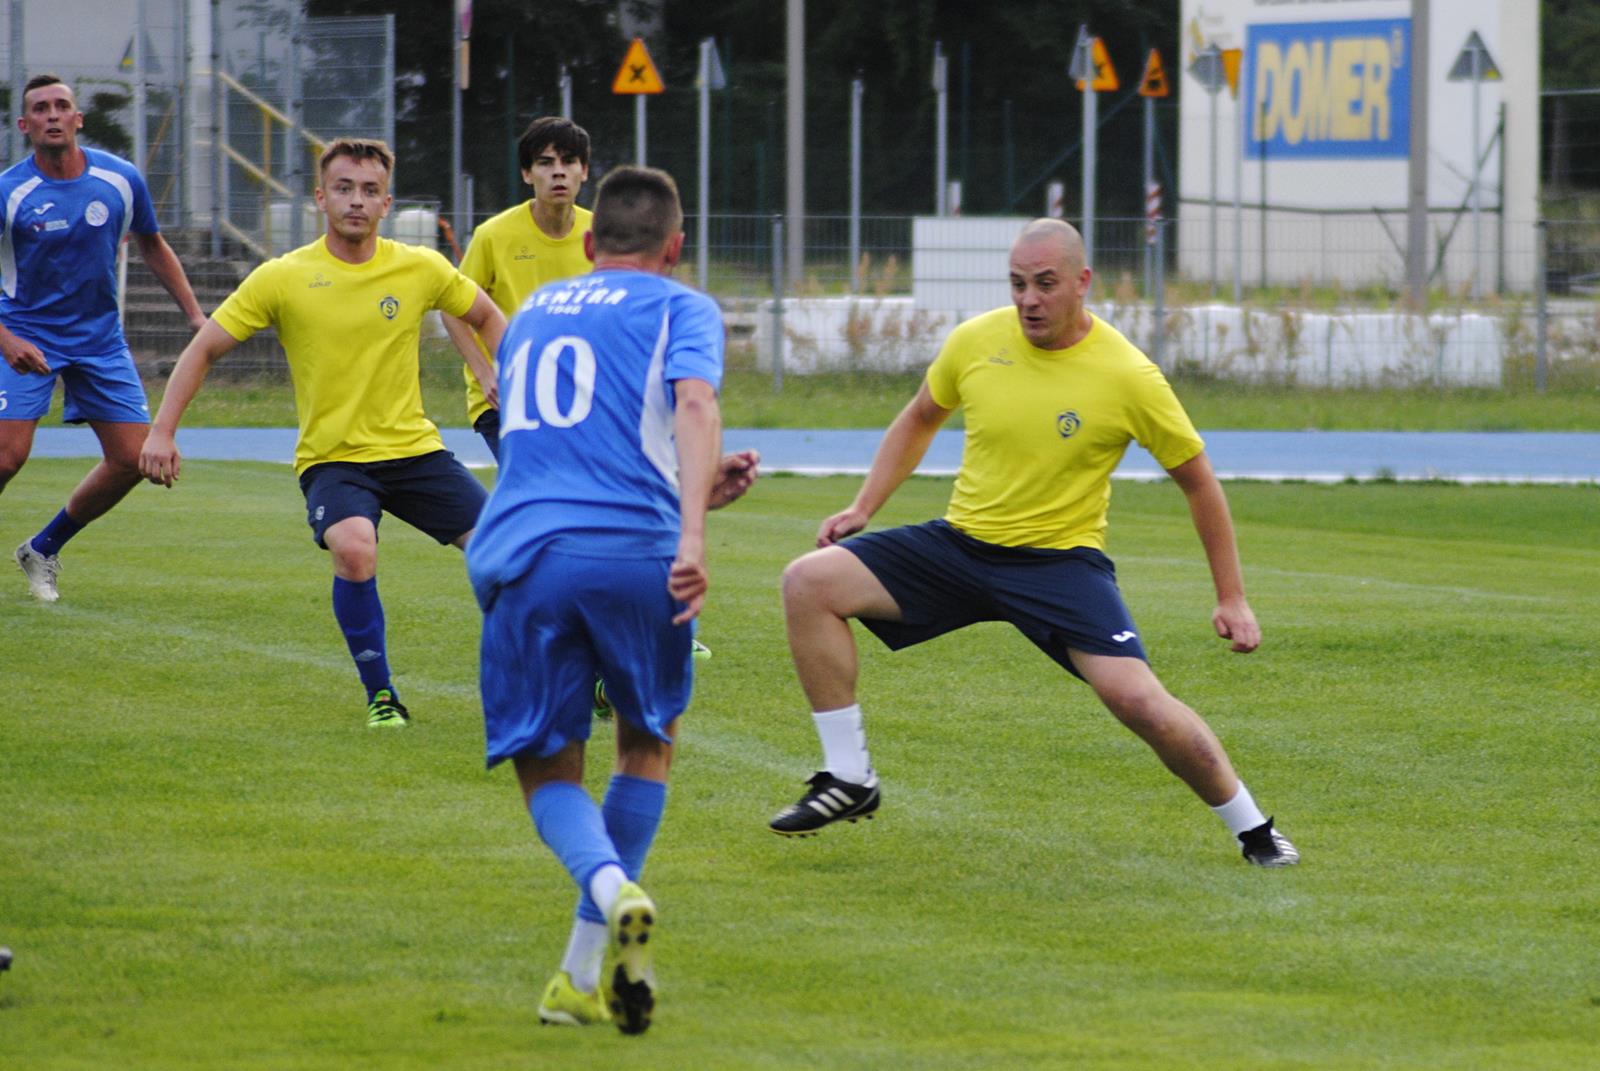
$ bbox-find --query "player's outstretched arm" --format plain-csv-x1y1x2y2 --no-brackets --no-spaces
139,320,240,488
134,232,207,332
817,380,952,546
1167,451,1260,653
669,377,721,625
453,290,506,410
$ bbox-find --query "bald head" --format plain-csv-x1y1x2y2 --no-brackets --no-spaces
1009,219,1093,350
1012,218,1086,274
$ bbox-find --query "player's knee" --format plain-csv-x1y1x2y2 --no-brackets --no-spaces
1098,677,1175,733
782,552,842,614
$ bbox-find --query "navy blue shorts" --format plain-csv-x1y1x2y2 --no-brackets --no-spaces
473,408,501,462
843,519,1147,678
298,450,487,548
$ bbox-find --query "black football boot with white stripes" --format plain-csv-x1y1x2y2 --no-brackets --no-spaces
769,771,881,836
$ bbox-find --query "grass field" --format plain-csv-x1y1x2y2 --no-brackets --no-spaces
3,461,1598,1068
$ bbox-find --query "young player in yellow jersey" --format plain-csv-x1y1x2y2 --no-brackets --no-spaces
770,219,1299,868
138,138,507,728
443,116,594,461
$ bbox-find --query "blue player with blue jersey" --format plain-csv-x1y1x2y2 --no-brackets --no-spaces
1,75,205,602
468,166,755,1035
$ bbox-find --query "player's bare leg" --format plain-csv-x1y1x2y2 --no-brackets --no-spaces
781,545,901,711
1069,650,1299,866
62,421,147,522
0,418,39,493
771,546,901,835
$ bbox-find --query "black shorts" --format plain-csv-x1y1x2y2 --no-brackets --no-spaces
473,408,501,463
298,450,488,549
843,519,1147,678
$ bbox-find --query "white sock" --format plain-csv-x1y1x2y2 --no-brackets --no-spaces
1210,781,1268,837
559,919,609,994
587,863,628,917
813,703,872,784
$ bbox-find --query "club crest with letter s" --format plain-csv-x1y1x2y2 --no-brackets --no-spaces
1056,409,1082,439
379,295,399,320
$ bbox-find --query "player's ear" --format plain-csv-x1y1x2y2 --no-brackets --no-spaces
583,230,595,263
662,232,685,270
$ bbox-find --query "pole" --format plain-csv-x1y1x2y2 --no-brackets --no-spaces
6,1,22,165
697,38,712,291
849,75,862,293
176,0,190,224
771,214,785,391
635,95,646,165
1142,92,1154,297
133,0,147,172
1535,220,1548,392
1209,88,1219,297
1081,34,1096,265
288,8,303,250
933,42,948,215
1153,218,1167,369
209,0,222,256
450,6,463,242
1232,76,1244,303
785,0,805,286
1406,0,1430,306
559,65,572,119
1471,45,1482,301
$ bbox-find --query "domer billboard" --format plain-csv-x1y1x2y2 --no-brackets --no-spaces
1177,0,1538,292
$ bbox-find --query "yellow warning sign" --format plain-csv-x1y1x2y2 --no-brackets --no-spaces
1221,48,1243,99
612,37,664,95
1075,37,1119,93
1138,49,1169,98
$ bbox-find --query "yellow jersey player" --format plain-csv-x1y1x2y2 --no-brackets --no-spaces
443,116,593,460
769,218,1300,869
139,138,506,728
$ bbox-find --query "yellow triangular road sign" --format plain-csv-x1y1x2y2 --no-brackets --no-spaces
1221,48,1243,99
1138,49,1169,98
1074,37,1119,93
613,37,665,95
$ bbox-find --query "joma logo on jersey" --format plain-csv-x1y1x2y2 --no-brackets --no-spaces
1056,409,1082,439
378,295,400,320
1246,18,1411,160
308,272,331,289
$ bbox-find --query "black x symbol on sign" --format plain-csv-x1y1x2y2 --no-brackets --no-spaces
629,64,648,82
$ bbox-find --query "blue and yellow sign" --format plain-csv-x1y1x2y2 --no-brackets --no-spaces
1246,19,1411,159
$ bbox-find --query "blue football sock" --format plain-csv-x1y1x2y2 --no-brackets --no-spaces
31,509,85,558
602,774,667,882
530,781,624,924
332,576,391,702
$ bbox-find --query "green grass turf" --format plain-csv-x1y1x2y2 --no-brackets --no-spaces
3,462,1598,1068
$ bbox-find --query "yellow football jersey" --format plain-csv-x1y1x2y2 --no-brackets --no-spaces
458,203,594,424
213,236,479,474
925,309,1204,551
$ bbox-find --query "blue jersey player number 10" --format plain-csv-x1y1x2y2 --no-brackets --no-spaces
501,334,598,432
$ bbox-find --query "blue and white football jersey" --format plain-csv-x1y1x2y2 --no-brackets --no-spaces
467,268,724,603
0,147,158,355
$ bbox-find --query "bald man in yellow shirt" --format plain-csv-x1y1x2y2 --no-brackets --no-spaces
769,219,1299,868
140,138,505,728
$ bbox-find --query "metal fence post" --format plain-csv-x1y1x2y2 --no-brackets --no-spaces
771,213,785,391
1535,219,1548,393
1153,217,1167,370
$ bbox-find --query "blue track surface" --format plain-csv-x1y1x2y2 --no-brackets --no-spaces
29,426,1600,483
